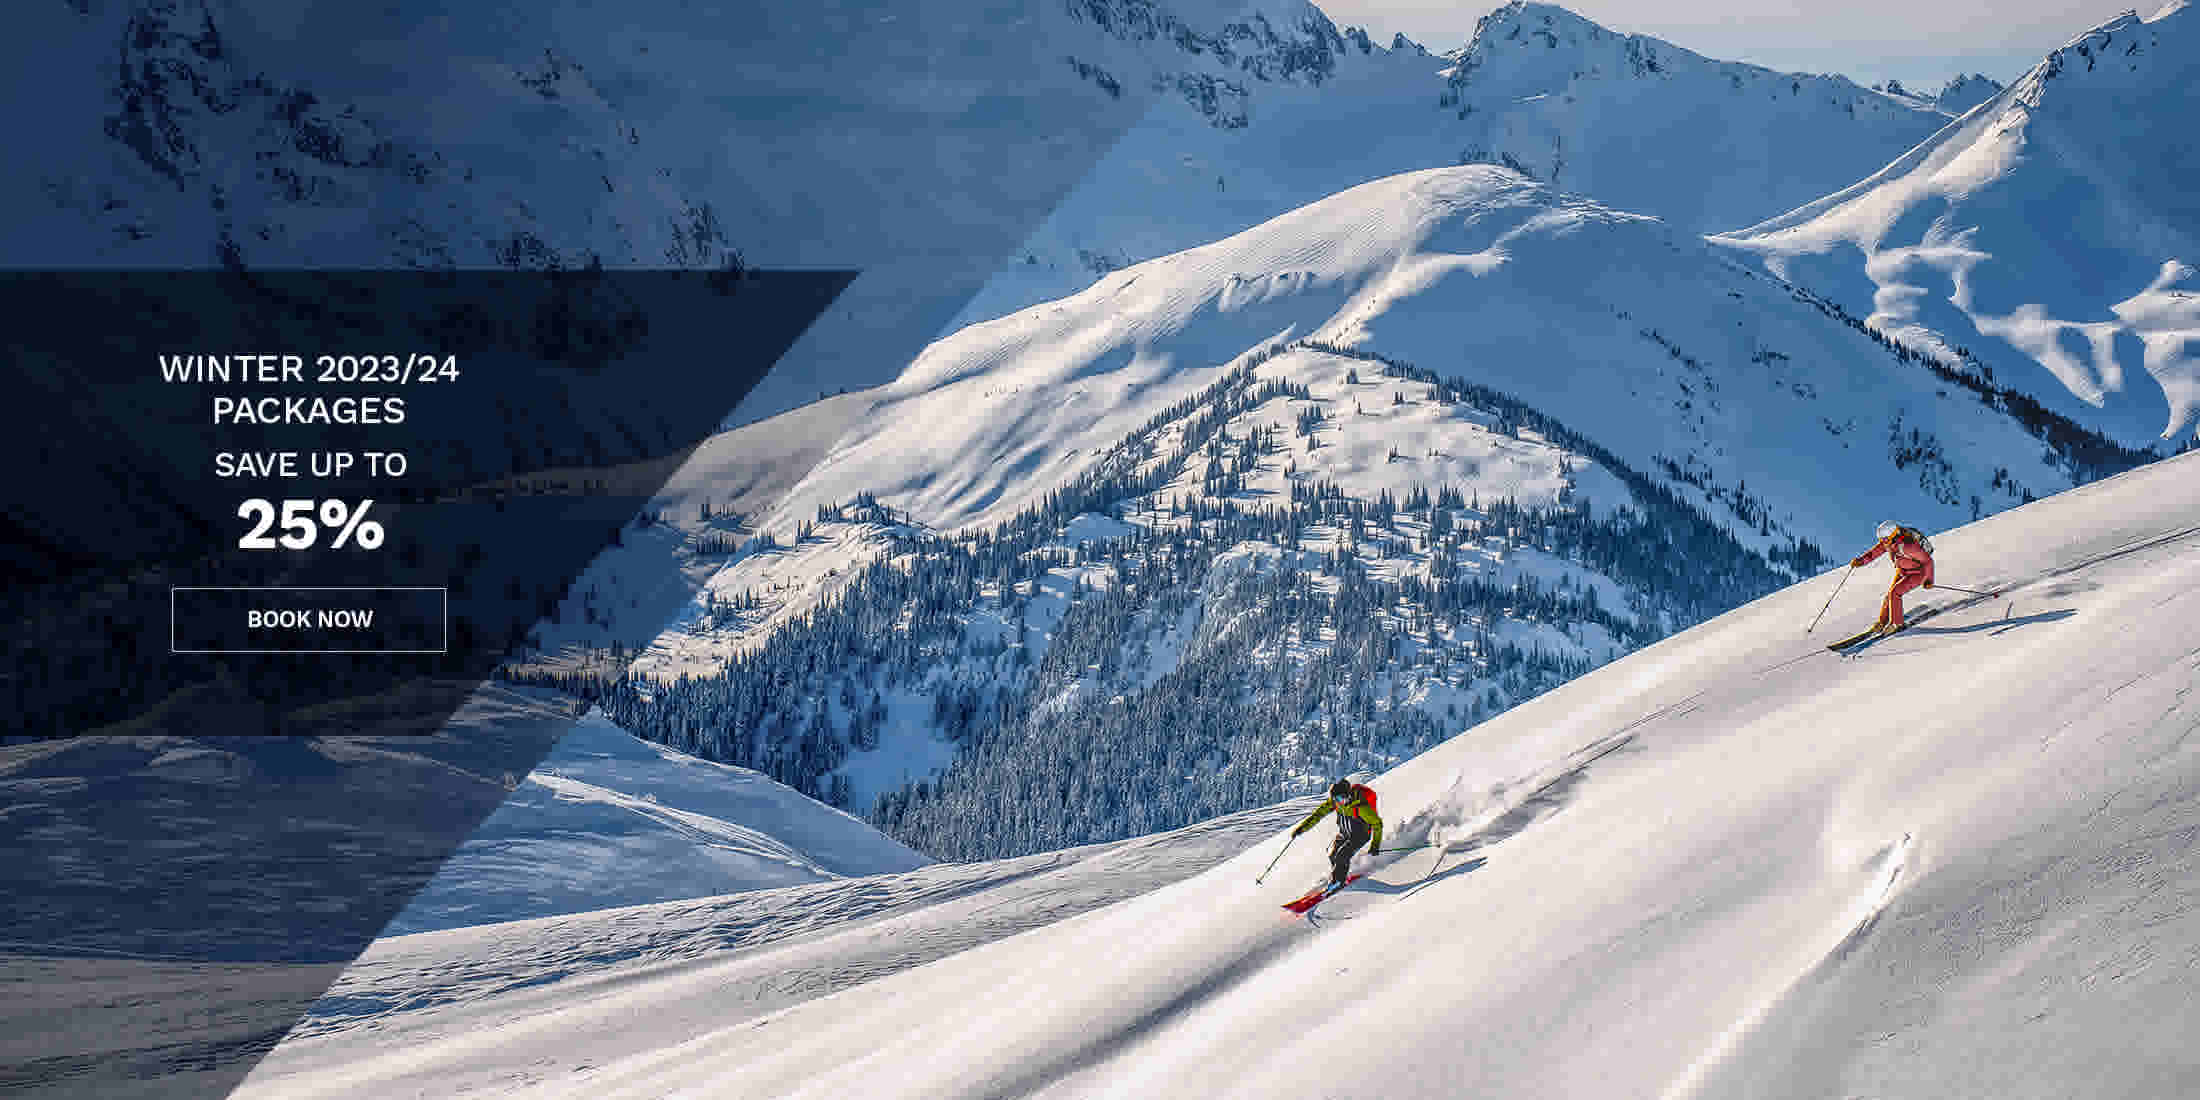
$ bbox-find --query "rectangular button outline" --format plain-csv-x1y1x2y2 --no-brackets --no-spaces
171,586,450,654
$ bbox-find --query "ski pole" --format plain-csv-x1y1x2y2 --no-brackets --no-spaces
1807,566,1854,634
1255,834,1297,884
1378,843,1437,855
1932,583,1995,597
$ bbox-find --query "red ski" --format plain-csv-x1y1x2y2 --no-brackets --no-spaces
1283,873,1363,915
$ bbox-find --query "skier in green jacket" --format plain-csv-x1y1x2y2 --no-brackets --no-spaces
1293,779,1384,887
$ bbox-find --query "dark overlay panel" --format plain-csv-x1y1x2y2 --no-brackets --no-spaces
0,269,851,1096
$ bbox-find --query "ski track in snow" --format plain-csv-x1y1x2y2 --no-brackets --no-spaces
1658,832,1915,1100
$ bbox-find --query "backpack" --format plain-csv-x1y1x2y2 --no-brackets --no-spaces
1900,527,1934,554
1349,784,1377,814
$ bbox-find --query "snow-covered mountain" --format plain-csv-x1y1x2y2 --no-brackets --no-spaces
0,0,1972,276
383,707,927,936
1433,3,1956,233
6,0,744,269
5,0,1985,432
535,164,2153,861
954,0,1963,329
1720,3,2200,448
6,0,1245,442
1870,73,2005,117
240,446,2200,1100
774,167,2104,552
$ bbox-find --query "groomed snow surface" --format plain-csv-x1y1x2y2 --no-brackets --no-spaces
243,452,2200,1099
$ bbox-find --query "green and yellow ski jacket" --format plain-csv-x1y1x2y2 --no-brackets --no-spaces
1294,785,1383,850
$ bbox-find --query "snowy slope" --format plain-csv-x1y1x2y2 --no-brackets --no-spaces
1720,3,2200,446
235,799,1308,1099
383,706,927,936
239,444,2200,1100
954,1,1957,330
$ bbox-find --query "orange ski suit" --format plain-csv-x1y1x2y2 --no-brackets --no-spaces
1851,529,1935,629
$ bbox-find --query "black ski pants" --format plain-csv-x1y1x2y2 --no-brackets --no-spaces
1329,816,1371,885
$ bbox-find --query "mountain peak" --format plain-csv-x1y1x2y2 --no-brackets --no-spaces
1933,72,2003,115
2052,5,2151,50
1478,1,1605,32
1461,1,1629,56
1137,0,1340,38
1431,1,1954,234
1450,1,1901,98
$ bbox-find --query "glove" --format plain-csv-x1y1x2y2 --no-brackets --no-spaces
1850,556,1867,568
1291,824,1307,838
1369,841,1381,856
1924,581,1934,588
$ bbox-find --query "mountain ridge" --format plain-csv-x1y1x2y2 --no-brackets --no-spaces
1719,0,2200,445
946,0,1962,332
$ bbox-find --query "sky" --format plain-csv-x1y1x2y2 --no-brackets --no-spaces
1316,0,2149,90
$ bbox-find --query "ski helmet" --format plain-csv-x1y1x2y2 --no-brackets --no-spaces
1876,520,1900,540
1330,779,1356,801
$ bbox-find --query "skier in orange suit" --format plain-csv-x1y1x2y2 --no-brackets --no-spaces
1851,521,1935,632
